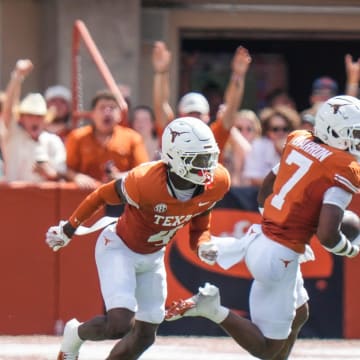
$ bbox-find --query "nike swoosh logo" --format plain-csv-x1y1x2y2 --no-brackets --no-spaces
199,201,210,206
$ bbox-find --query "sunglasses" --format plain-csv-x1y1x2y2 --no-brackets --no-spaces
268,126,289,133
236,126,255,132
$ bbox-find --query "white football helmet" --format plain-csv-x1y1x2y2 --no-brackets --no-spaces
314,95,360,157
161,117,219,185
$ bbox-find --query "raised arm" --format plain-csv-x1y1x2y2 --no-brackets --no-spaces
221,46,252,130
152,41,174,134
344,54,360,98
2,59,34,128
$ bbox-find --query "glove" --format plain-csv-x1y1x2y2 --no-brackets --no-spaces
46,220,72,252
198,242,218,265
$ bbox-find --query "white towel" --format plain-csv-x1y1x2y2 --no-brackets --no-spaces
212,224,315,269
74,216,117,235
211,224,262,270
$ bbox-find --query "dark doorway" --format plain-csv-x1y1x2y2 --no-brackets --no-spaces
180,32,360,117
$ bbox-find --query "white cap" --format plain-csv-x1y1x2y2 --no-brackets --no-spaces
178,92,210,115
44,85,71,102
18,93,47,116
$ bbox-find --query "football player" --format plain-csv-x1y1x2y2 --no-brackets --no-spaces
45,117,230,360
165,95,360,360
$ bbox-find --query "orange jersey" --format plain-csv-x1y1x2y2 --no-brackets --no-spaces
262,130,360,253
117,161,230,254
68,161,230,254
66,124,149,181
210,119,230,154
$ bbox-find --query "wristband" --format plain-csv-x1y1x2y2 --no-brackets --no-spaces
346,83,359,94
323,232,359,257
231,73,243,84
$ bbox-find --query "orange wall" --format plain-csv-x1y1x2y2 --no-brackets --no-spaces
0,183,104,335
0,183,358,336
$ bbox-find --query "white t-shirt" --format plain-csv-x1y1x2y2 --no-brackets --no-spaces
243,137,281,181
0,120,66,182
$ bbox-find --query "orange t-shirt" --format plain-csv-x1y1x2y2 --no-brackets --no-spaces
262,130,360,253
210,118,230,154
66,124,149,181
69,161,230,254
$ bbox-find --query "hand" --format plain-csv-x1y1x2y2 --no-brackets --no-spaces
46,220,71,251
232,46,252,77
198,242,218,265
73,173,100,190
152,41,171,73
33,161,58,181
14,59,34,79
345,54,360,84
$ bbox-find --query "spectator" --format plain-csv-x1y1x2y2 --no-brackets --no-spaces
152,41,252,154
242,105,301,187
301,76,338,121
0,59,66,182
130,105,161,160
65,90,149,189
301,54,360,127
264,88,297,110
44,85,72,141
222,109,262,186
299,111,320,131
45,117,230,360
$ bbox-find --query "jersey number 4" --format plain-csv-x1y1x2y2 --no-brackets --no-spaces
271,150,313,210
147,225,184,246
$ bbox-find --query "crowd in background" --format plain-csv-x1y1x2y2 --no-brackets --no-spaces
0,44,359,191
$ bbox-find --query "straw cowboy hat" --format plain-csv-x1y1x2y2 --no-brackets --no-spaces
18,93,47,116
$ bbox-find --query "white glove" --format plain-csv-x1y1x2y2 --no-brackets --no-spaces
46,220,71,252
198,242,218,265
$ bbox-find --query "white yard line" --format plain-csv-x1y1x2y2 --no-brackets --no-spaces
0,337,360,359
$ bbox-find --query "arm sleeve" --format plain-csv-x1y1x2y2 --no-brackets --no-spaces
68,180,122,227
210,120,230,153
189,211,212,253
323,186,353,211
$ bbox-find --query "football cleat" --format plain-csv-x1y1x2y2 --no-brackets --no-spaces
57,351,78,360
165,282,226,323
165,299,196,321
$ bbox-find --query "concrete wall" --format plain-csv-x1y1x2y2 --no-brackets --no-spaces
0,0,140,108
0,0,43,95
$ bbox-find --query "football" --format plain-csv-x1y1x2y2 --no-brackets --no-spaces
341,210,360,242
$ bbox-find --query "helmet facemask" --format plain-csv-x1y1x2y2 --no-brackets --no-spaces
161,117,220,185
179,151,219,185
349,127,360,157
